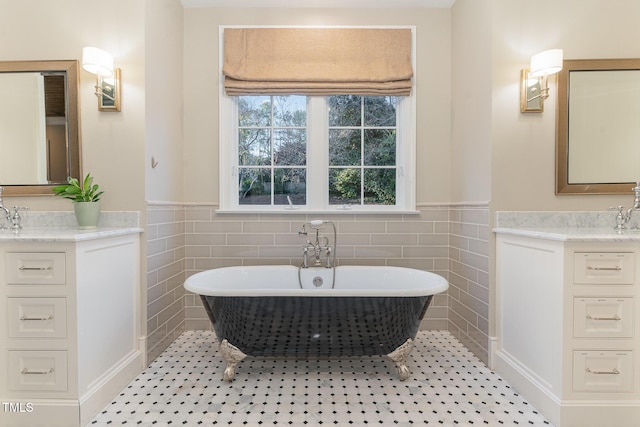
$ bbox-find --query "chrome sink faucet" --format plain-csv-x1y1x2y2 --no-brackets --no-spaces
0,187,28,231
609,182,640,230
0,186,11,229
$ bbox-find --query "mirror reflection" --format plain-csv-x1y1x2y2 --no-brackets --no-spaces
557,58,640,194
0,60,81,196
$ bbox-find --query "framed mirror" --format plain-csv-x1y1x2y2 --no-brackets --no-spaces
556,58,640,194
0,60,81,196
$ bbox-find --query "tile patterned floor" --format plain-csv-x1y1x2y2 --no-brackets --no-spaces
89,330,553,426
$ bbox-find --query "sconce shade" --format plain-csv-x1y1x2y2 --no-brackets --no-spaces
82,47,114,77
529,49,563,77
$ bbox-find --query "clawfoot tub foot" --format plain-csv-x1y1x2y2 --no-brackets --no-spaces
387,338,414,381
219,339,247,382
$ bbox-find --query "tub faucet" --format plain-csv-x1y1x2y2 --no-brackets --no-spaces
298,220,336,268
303,230,328,267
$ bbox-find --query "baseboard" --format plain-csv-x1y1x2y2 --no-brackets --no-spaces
557,401,640,427
79,349,144,426
493,349,640,427
487,336,498,369
493,349,561,426
0,399,79,427
138,335,147,365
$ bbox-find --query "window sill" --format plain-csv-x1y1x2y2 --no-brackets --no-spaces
215,208,420,215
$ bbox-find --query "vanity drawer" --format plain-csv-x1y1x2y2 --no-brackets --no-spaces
573,350,633,392
5,252,66,285
573,252,634,285
573,297,634,338
7,350,68,392
7,297,67,338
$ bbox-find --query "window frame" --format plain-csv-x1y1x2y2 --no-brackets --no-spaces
218,25,416,214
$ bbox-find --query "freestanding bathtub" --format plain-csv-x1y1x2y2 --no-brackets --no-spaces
184,265,448,381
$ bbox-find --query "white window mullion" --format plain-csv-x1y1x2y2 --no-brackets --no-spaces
220,93,237,209
270,97,275,205
397,96,414,209
306,97,328,210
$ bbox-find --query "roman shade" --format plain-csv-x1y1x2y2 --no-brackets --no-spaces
223,28,413,96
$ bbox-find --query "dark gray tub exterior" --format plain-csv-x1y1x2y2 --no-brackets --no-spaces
186,265,448,380
200,294,433,357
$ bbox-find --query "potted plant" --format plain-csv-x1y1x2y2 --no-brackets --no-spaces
52,173,104,229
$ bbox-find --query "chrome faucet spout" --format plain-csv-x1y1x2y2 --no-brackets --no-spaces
0,186,11,224
624,182,640,221
609,181,640,230
632,182,640,209
297,219,338,289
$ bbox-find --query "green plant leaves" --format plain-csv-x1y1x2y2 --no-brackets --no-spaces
52,173,103,202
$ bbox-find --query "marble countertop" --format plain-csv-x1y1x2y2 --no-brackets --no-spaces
493,211,640,242
493,226,640,242
0,226,143,242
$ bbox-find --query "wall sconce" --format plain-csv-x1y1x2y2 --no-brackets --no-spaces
82,47,121,112
520,49,563,113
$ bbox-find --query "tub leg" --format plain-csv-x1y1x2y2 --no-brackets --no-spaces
219,339,247,382
387,338,414,381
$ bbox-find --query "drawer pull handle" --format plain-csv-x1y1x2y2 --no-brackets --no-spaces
586,266,622,271
20,315,54,321
18,265,53,271
586,368,620,375
21,368,55,375
586,315,621,321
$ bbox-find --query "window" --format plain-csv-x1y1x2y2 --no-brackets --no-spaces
221,94,415,212
218,26,416,213
328,96,398,206
237,96,307,206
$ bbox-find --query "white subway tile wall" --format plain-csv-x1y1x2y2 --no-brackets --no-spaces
146,204,489,365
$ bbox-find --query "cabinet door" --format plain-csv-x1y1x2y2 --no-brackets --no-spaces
7,297,67,338
573,252,634,285
573,350,633,392
7,350,68,392
5,252,66,285
573,297,634,338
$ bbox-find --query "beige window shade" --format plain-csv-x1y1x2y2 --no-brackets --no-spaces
223,28,413,96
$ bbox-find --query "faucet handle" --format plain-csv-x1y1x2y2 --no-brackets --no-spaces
608,206,627,230
10,206,29,231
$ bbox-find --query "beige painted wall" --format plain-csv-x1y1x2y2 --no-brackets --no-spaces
491,0,640,212
7,0,640,225
451,0,492,204
182,7,452,205
0,0,147,212
145,0,185,202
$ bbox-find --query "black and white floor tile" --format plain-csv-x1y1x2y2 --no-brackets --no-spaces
90,331,553,426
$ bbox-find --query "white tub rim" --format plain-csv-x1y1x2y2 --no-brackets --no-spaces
184,264,448,297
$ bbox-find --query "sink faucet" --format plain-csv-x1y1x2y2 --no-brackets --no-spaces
630,182,640,212
609,182,640,230
0,186,11,228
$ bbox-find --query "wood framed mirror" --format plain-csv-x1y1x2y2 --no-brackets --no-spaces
556,58,640,194
0,60,81,196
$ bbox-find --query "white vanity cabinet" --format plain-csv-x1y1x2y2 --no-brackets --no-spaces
0,230,143,427
494,232,640,427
